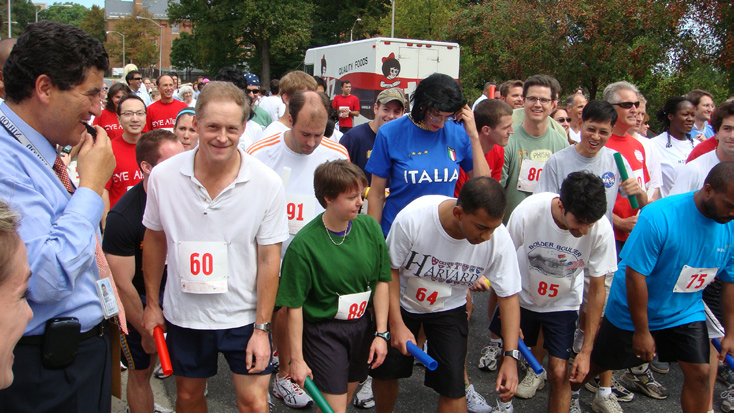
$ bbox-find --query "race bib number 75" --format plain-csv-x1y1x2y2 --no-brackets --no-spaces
673,265,718,293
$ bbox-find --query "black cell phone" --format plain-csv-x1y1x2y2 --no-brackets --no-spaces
42,317,81,369
83,122,97,142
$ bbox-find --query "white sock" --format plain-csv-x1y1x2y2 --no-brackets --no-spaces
499,400,513,409
490,338,502,345
598,386,612,398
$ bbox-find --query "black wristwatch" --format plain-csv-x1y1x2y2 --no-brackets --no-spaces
375,331,390,342
254,322,271,332
504,350,520,361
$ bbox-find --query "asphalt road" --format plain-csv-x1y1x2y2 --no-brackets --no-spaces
161,290,732,412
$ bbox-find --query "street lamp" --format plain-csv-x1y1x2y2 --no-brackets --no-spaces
350,17,361,42
391,0,395,38
106,31,125,67
34,5,40,22
136,16,162,74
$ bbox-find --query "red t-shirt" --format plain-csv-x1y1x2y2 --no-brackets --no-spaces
332,94,360,128
687,135,717,162
92,109,123,141
105,137,143,208
606,133,650,242
146,99,188,130
454,145,504,197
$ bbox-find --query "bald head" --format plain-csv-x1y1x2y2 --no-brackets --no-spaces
0,38,17,98
289,90,330,126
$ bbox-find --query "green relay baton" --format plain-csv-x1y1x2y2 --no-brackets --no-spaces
613,152,639,209
304,376,335,413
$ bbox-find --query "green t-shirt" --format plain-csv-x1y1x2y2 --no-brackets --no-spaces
276,214,392,323
252,105,273,129
501,124,568,224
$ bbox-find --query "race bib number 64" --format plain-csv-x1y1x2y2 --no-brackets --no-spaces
673,265,718,293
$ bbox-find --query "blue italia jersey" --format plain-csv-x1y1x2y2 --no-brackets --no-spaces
366,116,473,236
605,192,734,331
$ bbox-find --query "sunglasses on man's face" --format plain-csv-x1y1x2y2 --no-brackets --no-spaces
612,101,640,109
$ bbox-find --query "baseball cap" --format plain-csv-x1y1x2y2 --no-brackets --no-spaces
244,73,260,87
376,88,407,109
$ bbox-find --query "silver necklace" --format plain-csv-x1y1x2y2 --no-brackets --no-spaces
322,214,351,246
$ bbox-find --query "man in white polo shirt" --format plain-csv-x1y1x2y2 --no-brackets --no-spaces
247,90,349,409
142,81,288,412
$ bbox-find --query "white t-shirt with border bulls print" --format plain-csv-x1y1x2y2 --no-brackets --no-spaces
507,192,617,313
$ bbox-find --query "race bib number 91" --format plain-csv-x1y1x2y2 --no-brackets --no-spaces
673,265,718,293
286,194,316,235
178,241,229,294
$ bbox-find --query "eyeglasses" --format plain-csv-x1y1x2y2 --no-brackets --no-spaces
247,89,260,95
102,87,109,91
556,117,571,123
612,101,640,109
132,77,143,81
120,111,146,118
525,96,553,105
428,111,453,123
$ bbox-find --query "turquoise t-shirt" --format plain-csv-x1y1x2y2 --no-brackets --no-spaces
605,192,734,331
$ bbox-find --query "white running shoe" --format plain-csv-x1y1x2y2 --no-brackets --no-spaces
515,370,546,399
478,341,503,371
466,384,492,413
272,374,313,408
353,376,375,408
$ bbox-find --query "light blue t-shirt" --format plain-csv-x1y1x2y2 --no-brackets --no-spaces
605,192,734,331
366,116,473,236
691,122,715,140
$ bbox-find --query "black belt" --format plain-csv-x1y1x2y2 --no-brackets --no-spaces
17,320,107,346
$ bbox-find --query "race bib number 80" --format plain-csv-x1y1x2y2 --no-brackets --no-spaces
178,241,229,294
517,159,545,193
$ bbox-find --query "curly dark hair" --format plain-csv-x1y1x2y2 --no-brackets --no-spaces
410,73,466,123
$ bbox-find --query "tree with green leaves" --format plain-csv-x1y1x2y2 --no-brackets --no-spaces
168,0,314,86
106,8,158,69
80,5,105,44
170,32,198,71
376,0,457,40
446,0,692,101
37,2,87,27
0,0,36,39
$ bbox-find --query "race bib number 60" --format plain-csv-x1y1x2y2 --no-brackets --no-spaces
178,241,229,294
673,265,718,293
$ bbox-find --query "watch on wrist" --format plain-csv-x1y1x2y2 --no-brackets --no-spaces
375,331,390,342
504,350,520,361
254,322,271,332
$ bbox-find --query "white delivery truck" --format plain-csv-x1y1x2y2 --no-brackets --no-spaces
304,37,460,125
